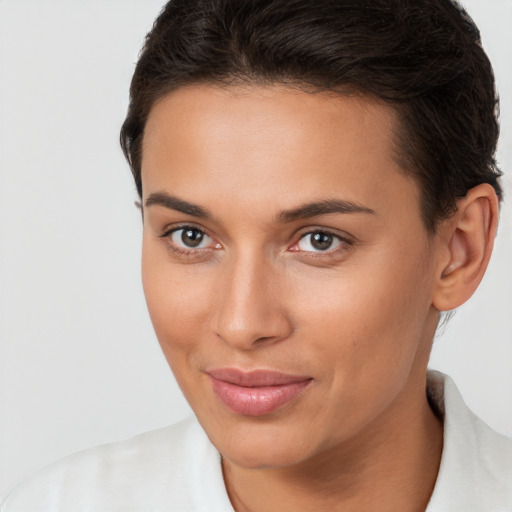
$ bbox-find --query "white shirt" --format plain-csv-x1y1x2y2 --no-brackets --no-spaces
2,371,511,511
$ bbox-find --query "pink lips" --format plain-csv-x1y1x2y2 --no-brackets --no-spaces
207,368,312,416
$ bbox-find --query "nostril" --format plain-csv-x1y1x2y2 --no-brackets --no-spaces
254,336,276,344
214,330,289,351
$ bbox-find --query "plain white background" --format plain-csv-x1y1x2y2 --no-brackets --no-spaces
0,0,511,501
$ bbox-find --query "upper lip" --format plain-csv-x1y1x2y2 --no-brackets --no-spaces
206,368,312,387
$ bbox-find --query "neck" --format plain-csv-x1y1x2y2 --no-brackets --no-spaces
222,373,443,512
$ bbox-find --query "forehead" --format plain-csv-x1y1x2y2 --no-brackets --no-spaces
141,85,421,224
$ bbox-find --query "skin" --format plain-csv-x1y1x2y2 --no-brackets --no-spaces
140,85,497,511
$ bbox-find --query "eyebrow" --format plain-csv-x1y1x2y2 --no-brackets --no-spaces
145,192,213,219
275,199,376,223
145,192,375,222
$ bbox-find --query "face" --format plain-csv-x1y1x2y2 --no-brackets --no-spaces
141,85,441,469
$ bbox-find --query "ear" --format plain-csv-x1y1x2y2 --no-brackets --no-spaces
432,184,499,312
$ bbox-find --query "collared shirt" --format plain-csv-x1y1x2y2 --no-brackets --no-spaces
2,371,511,511
426,371,512,511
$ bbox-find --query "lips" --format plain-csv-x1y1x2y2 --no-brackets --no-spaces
207,368,312,416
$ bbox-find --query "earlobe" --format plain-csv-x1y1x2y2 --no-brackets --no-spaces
433,184,499,312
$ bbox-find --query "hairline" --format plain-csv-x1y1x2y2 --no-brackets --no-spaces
137,79,433,229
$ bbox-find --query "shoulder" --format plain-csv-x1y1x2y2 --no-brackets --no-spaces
427,371,512,511
1,416,218,512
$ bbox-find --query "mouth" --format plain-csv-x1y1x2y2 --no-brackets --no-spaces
206,368,313,417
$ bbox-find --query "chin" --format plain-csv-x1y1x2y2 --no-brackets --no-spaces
207,419,319,470
223,445,309,470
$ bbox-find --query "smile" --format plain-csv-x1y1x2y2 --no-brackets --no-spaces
207,368,312,416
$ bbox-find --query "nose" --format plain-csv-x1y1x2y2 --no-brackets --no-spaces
213,252,293,350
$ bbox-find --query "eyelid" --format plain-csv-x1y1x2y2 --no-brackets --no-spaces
160,223,222,250
288,227,353,254
161,222,210,239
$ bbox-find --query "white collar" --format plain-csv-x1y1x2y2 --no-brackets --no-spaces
426,370,512,511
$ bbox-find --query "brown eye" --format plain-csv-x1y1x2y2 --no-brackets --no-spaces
311,232,333,250
170,227,212,249
296,231,344,252
182,228,204,247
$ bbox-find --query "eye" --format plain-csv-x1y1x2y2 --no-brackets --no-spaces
294,231,346,252
169,226,215,249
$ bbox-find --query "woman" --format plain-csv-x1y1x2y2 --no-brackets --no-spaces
2,0,511,510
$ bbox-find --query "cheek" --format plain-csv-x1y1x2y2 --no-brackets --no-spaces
281,249,435,441
291,245,434,378
141,238,213,361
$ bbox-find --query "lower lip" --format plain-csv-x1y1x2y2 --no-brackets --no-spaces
209,377,312,416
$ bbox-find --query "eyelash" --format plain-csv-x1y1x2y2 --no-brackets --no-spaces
290,229,353,256
159,225,353,259
159,224,219,258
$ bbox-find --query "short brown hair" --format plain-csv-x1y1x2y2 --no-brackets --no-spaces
120,0,502,232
